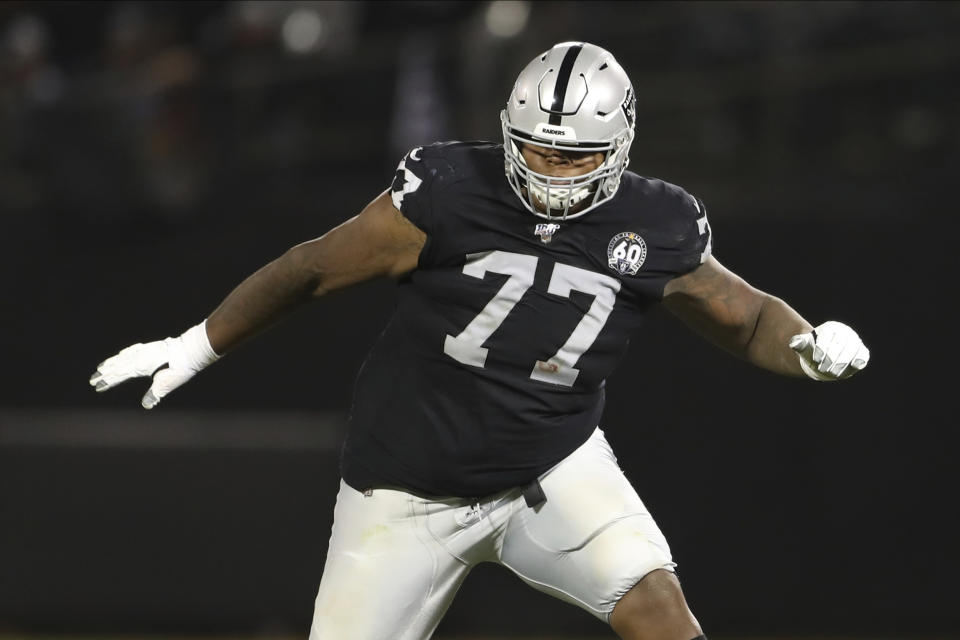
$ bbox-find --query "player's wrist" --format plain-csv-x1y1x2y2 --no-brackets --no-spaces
168,320,221,373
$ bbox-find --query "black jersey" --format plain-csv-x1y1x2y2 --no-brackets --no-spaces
340,141,712,498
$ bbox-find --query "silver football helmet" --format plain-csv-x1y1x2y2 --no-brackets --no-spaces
502,42,636,220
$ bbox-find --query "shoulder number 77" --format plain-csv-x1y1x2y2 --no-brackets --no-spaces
443,250,621,387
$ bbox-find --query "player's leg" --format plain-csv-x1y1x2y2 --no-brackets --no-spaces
309,481,471,640
609,569,702,640
498,428,703,640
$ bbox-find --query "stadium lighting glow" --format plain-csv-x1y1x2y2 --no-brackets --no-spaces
485,1,531,39
282,8,325,54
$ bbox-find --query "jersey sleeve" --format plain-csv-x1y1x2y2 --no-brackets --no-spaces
668,188,713,276
636,181,716,300
389,144,451,234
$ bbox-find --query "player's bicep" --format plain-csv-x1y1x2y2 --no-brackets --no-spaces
662,256,767,351
290,190,427,296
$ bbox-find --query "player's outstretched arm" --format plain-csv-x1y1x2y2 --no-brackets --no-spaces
662,256,869,380
204,191,425,353
89,191,426,408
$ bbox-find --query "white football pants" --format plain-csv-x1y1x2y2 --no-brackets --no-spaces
309,428,675,639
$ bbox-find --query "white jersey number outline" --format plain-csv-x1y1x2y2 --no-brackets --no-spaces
443,250,620,387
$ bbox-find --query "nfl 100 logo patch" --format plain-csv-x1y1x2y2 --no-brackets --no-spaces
534,223,561,244
607,231,647,275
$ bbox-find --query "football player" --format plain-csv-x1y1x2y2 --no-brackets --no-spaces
90,42,869,640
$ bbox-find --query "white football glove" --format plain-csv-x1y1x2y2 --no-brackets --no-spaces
788,320,869,381
89,321,220,409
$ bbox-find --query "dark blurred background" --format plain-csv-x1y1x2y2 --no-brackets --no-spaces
1,1,957,638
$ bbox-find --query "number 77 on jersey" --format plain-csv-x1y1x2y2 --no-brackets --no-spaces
443,250,620,388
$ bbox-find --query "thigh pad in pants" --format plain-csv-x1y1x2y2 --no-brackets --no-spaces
499,428,675,622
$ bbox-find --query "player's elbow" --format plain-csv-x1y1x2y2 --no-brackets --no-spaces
280,241,331,297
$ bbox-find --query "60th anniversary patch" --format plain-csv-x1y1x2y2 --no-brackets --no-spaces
607,232,647,276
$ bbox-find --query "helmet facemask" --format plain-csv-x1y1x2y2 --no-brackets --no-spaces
502,111,633,220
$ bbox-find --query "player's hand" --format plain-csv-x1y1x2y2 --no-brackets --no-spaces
788,320,869,381
89,323,219,409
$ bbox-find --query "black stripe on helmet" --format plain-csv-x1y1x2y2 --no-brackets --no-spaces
548,44,583,126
